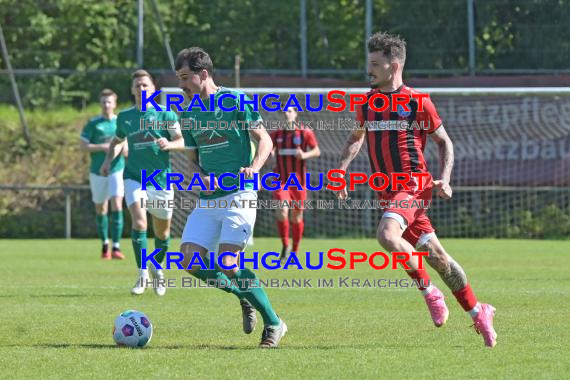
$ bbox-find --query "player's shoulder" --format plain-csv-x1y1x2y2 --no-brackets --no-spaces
151,105,178,119
401,85,434,101
219,87,256,103
88,114,104,123
299,124,315,135
86,115,105,126
218,86,244,96
117,106,137,118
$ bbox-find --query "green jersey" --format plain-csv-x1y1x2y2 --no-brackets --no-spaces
181,87,263,199
81,115,125,175
116,105,180,188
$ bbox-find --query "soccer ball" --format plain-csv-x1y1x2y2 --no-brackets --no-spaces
112,310,153,348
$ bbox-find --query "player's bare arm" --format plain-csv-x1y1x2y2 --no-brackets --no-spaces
156,133,185,151
332,128,366,199
100,137,126,176
295,145,321,160
429,125,454,199
80,139,110,153
242,123,273,177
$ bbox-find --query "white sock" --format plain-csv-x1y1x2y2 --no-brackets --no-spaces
103,239,109,245
139,268,149,278
469,302,481,317
112,242,120,249
421,284,434,296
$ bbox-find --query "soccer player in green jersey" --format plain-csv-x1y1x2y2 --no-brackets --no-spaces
101,70,184,296
80,89,126,260
176,47,287,348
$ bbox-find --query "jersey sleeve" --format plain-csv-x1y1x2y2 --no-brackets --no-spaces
115,114,127,140
303,129,318,150
80,120,93,143
239,93,263,128
164,111,182,139
419,96,443,133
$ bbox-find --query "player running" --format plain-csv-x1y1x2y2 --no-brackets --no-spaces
175,47,287,348
80,89,126,260
270,107,320,261
333,32,497,347
101,70,184,296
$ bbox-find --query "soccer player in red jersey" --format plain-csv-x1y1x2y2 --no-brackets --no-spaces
270,107,320,261
333,32,497,347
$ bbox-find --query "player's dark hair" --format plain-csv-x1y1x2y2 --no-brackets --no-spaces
131,69,154,83
175,47,214,75
367,32,406,63
99,88,117,99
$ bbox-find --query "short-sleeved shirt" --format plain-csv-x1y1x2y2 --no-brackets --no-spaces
270,126,318,186
80,115,125,175
116,105,180,188
180,87,263,199
357,85,442,196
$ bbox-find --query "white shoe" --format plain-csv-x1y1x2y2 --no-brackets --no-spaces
150,266,166,296
131,269,149,295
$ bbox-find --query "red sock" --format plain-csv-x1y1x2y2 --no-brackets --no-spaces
452,284,478,311
406,269,432,291
291,221,304,252
276,220,289,247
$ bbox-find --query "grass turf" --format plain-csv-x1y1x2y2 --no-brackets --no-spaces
0,238,568,379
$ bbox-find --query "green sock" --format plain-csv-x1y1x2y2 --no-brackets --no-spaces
131,230,147,268
234,268,280,326
189,255,243,299
95,214,109,243
110,211,123,245
154,236,170,263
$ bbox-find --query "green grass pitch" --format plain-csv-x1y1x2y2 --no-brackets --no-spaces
0,238,568,379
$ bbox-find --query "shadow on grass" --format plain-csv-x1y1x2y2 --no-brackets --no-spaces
27,343,378,350
28,294,93,298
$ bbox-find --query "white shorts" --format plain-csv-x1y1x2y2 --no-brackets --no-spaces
124,179,174,220
89,170,124,204
181,190,257,252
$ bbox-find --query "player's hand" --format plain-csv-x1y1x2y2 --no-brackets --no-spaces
202,174,219,195
156,137,170,151
295,148,306,160
99,160,111,177
330,169,349,200
333,188,349,200
433,179,452,199
239,166,256,178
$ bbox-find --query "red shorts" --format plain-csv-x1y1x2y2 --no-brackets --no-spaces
273,187,307,210
381,185,435,247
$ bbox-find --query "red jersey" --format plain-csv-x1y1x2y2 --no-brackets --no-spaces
270,127,318,186
356,85,443,194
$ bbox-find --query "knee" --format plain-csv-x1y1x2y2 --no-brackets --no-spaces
111,199,123,212
291,210,303,223
132,218,147,231
180,244,196,273
95,204,107,215
155,230,169,240
276,209,288,222
377,229,399,250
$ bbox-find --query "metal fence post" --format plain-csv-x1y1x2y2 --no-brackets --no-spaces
365,0,373,80
300,0,307,78
137,0,144,68
467,0,476,76
65,188,71,239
